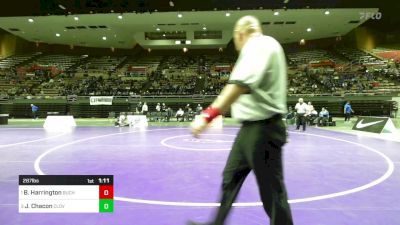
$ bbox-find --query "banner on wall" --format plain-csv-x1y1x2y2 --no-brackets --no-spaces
89,96,113,105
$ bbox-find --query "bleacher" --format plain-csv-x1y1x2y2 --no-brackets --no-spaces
0,52,42,69
120,55,162,78
287,50,332,65
80,56,127,72
32,54,81,71
146,55,199,94
336,47,385,65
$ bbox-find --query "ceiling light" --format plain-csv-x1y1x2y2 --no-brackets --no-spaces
325,10,330,15
28,18,34,23
74,16,79,21
178,13,182,18
56,33,60,37
118,15,123,19
225,12,231,17
175,40,181,45
163,34,166,37
156,28,160,31
274,11,280,16
185,40,191,44
307,28,312,32
102,36,107,40
203,27,207,30
183,47,188,53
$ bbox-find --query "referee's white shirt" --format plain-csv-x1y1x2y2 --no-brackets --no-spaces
295,103,308,114
228,35,287,121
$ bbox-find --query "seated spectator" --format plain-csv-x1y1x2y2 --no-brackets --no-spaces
317,107,330,126
176,108,184,122
115,113,129,127
184,104,191,112
195,104,203,115
165,107,173,122
141,102,148,115
306,102,317,125
185,107,195,121
308,109,318,125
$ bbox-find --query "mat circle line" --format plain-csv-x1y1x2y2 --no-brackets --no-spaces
33,127,395,207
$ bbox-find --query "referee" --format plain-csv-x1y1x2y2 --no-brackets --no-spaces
295,98,307,131
190,15,293,225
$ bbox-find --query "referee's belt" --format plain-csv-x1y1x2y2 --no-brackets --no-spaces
241,114,282,125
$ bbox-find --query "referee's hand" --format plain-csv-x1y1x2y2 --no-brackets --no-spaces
190,115,208,138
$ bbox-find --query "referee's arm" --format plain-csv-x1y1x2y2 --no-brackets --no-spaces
190,84,248,137
211,84,249,113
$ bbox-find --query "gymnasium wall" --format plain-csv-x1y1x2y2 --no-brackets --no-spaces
0,96,396,118
0,33,17,58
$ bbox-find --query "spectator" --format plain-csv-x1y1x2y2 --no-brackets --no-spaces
137,101,142,112
317,107,330,126
344,101,354,122
165,107,173,122
195,104,203,115
141,102,148,115
184,104,191,112
115,113,129,127
185,107,194,121
30,104,39,120
155,103,161,112
305,102,316,124
175,108,184,122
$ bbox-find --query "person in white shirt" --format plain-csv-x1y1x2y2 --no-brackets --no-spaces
306,102,314,115
295,98,308,131
141,102,148,115
175,108,184,122
115,113,128,127
189,15,293,225
306,102,317,125
155,103,161,112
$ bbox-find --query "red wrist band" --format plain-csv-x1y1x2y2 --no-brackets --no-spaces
202,107,221,123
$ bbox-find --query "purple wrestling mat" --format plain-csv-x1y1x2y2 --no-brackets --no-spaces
0,126,399,225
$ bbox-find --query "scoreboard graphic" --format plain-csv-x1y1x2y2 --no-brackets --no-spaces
19,175,114,213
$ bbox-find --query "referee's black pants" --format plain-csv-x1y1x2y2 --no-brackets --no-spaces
296,113,306,131
344,113,351,121
211,115,293,225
